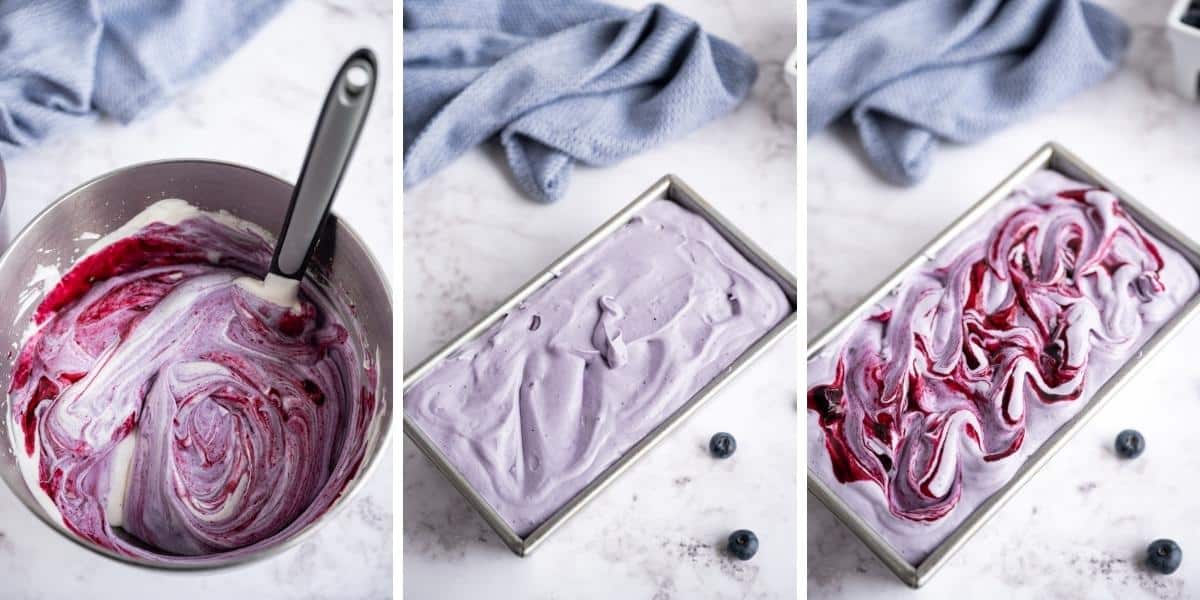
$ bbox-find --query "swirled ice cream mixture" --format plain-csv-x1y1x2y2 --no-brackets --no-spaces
405,199,791,536
7,200,378,563
807,170,1199,563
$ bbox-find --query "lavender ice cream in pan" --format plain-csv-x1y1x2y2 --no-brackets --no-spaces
807,168,1200,565
406,197,791,538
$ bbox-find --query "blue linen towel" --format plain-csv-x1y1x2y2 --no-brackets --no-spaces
808,0,1130,185
0,0,288,158
403,0,758,203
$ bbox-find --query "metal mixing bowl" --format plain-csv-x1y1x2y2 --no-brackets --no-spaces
0,159,393,570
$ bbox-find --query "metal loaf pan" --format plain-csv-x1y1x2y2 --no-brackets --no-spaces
405,174,798,556
807,142,1200,587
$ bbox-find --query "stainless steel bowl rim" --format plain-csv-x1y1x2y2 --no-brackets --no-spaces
0,157,393,572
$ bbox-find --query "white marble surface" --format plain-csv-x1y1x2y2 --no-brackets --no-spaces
0,1,393,599
807,1,1199,598
402,0,797,597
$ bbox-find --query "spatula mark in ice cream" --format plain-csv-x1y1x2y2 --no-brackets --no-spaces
592,296,628,368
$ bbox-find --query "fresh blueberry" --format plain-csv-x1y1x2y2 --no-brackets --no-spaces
1114,429,1145,459
1184,7,1200,28
709,432,737,459
727,529,758,561
1146,539,1182,575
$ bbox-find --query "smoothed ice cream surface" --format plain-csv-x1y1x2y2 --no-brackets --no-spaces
7,200,378,563
405,199,791,536
807,170,1200,564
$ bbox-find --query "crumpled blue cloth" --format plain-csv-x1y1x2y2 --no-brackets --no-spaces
808,0,1130,186
0,0,288,158
404,0,758,203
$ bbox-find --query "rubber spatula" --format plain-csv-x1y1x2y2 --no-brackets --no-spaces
244,48,378,307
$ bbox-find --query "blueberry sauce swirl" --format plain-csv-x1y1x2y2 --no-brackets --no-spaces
8,201,377,563
807,170,1199,562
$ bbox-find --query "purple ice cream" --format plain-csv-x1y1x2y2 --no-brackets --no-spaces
8,200,379,564
405,199,791,536
807,170,1200,564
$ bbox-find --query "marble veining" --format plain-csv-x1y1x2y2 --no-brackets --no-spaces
808,1,1198,597
402,0,796,598
0,1,392,598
